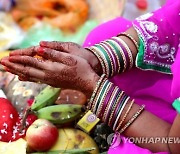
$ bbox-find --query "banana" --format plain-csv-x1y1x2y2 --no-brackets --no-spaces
30,148,95,154
36,104,82,124
31,86,61,111
50,128,99,154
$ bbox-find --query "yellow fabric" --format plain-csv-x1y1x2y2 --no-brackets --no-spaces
0,51,10,59
0,138,27,154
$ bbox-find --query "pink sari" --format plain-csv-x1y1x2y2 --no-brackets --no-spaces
83,0,180,153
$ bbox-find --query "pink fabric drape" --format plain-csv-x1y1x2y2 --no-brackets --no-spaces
83,0,180,153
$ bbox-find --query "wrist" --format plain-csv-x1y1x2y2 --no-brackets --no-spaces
83,73,100,100
85,35,134,78
84,48,103,75
87,74,145,133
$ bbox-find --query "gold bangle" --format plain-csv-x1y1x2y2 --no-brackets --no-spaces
103,41,121,74
85,47,107,77
110,38,127,72
96,82,113,117
114,37,134,70
87,74,106,110
102,86,119,122
108,91,124,126
91,78,106,113
116,99,134,131
99,43,114,77
117,32,139,50
119,104,145,134
94,45,110,78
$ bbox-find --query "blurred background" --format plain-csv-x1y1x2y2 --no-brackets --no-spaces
0,0,164,110
0,0,166,53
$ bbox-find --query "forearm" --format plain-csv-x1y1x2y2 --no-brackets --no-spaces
122,101,171,152
87,76,171,152
168,98,180,153
168,114,180,153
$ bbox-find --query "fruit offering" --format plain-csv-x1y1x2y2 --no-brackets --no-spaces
36,104,82,124
26,119,59,151
56,89,87,105
0,138,27,154
0,87,99,153
31,85,61,111
50,128,99,154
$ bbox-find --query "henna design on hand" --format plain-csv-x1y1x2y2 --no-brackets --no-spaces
61,56,77,66
42,63,97,97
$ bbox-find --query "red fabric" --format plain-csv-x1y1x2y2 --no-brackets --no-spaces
136,0,148,10
0,98,37,142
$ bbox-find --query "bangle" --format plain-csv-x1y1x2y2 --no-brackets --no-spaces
106,40,125,73
96,82,113,118
88,76,138,133
119,104,145,134
103,86,119,122
108,91,124,126
92,78,106,113
116,99,134,131
87,74,106,110
113,96,130,131
117,32,139,50
113,37,134,69
85,47,107,77
86,35,135,77
94,80,109,114
109,39,127,72
99,43,115,77
102,41,120,75
110,93,127,127
94,44,112,78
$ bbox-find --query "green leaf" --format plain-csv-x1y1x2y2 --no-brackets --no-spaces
29,147,95,154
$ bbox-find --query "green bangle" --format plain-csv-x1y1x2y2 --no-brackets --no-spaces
172,98,180,113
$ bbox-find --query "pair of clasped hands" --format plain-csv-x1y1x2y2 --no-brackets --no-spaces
0,42,101,99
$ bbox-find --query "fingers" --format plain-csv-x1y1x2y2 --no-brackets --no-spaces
21,76,58,88
1,55,68,86
4,67,25,79
36,47,78,66
0,56,9,63
1,58,44,79
40,41,81,53
9,46,38,56
18,76,42,83
8,55,50,70
40,41,65,51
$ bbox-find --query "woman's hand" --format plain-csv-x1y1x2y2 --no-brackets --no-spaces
39,41,103,74
1,46,100,98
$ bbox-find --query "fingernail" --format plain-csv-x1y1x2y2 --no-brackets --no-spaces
8,57,13,62
40,41,48,46
4,67,10,72
38,47,45,55
0,59,5,65
9,56,17,62
9,52,14,56
18,77,26,81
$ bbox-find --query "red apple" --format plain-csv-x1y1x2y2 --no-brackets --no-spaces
26,119,59,151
